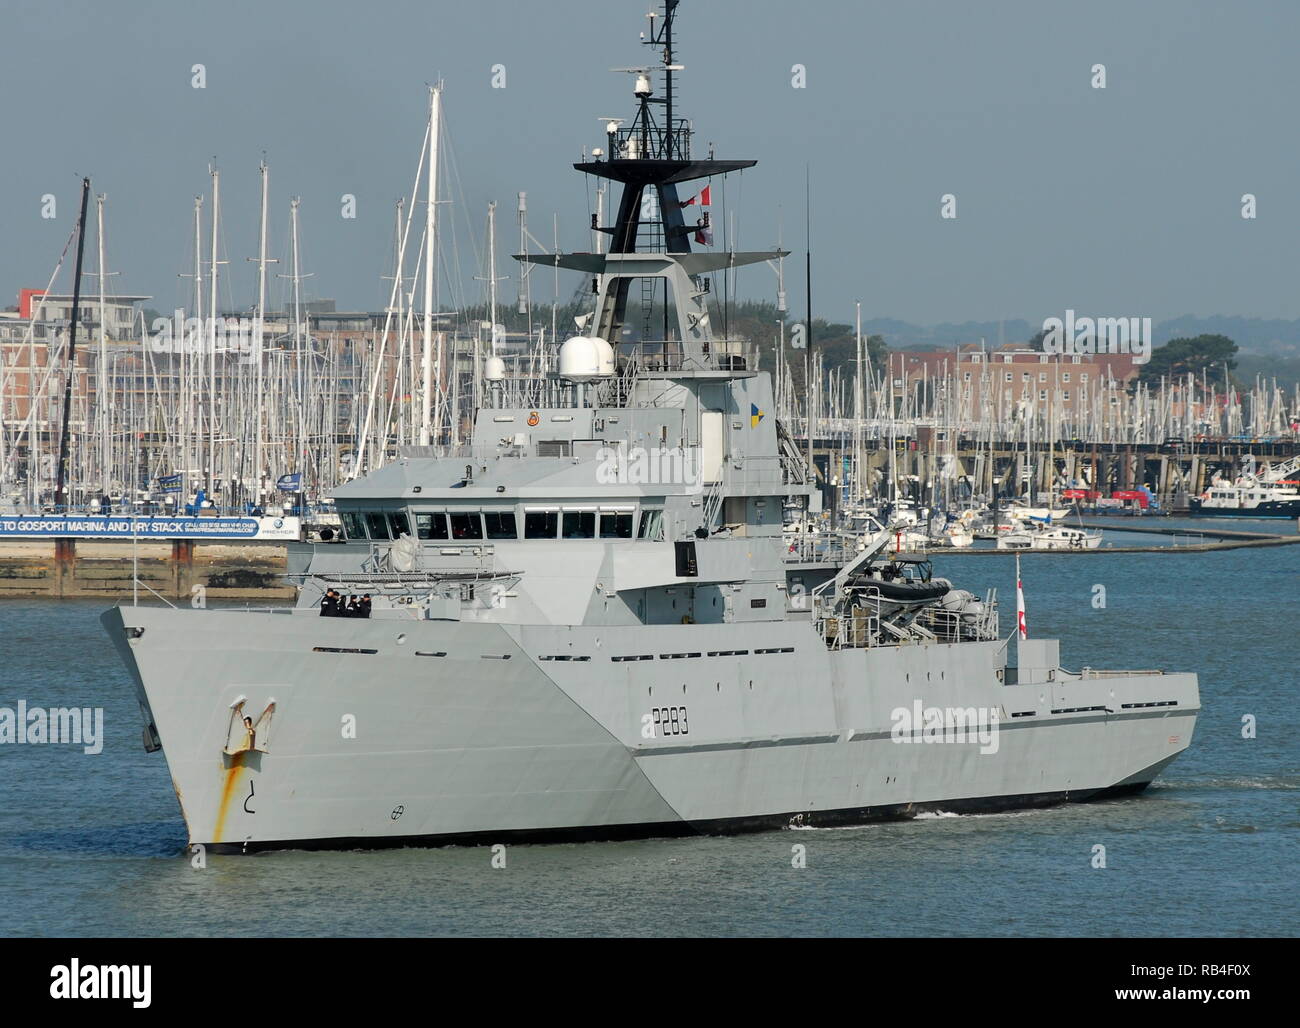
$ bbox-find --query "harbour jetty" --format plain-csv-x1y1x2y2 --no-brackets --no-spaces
0,538,292,599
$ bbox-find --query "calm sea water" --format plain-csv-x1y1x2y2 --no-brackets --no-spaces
1,521,1296,937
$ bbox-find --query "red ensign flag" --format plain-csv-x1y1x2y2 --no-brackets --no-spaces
683,185,711,207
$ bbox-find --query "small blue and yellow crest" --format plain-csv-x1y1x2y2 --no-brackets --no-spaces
750,403,766,428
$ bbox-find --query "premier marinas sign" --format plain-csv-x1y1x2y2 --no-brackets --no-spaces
0,515,300,540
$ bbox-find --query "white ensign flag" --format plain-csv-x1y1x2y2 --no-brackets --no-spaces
1016,553,1028,641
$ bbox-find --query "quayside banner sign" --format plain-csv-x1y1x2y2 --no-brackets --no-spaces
0,516,301,540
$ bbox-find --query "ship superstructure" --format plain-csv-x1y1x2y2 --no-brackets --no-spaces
102,1,1199,852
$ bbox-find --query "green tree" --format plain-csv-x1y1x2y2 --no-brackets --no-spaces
1138,334,1238,388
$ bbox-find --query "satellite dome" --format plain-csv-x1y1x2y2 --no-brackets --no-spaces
591,336,615,376
485,356,506,382
559,336,613,381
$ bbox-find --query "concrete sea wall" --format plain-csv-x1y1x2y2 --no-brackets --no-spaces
0,540,295,599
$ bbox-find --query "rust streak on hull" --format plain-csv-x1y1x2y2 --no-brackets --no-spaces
212,757,247,843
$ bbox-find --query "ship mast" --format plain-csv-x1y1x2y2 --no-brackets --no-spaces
532,0,769,363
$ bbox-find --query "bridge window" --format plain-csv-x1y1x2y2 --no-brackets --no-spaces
365,512,391,540
388,511,411,539
484,512,517,539
525,511,558,538
415,513,449,540
600,512,634,538
450,513,483,540
639,509,664,540
340,512,365,540
563,512,596,539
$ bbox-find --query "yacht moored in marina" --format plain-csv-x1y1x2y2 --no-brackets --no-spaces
1189,457,1300,518
997,522,1103,550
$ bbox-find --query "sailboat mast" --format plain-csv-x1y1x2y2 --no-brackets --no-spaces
394,200,410,446
804,166,814,482
253,159,270,505
186,194,203,503
852,301,859,506
207,166,220,496
96,193,109,499
54,177,91,510
419,84,441,447
290,197,304,474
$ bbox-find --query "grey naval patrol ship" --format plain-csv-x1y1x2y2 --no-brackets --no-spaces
103,1,1199,853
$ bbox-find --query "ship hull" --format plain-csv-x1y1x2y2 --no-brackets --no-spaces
103,606,1199,853
1187,498,1300,518
186,777,1166,854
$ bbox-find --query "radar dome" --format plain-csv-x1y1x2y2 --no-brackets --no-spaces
591,336,615,376
485,356,506,382
559,335,614,380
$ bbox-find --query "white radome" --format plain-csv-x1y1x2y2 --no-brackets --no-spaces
559,335,614,380
485,356,506,382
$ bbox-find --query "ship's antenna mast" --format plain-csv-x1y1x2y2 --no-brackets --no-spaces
641,0,681,159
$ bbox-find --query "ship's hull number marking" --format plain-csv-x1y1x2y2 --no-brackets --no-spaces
650,706,689,737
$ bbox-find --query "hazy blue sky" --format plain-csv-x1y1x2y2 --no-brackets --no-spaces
4,0,1300,328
